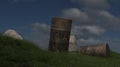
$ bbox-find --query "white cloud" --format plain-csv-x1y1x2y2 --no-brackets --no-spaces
81,26,105,35
71,0,110,9
62,8,89,23
32,22,50,32
85,9,120,29
30,22,50,49
98,10,120,23
62,8,120,30
72,25,105,36
71,25,83,35
76,37,104,48
78,38,102,46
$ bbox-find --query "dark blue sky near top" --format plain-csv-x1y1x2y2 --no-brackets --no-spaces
0,0,77,31
0,0,120,52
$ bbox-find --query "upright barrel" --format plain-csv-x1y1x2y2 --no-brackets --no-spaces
49,17,72,52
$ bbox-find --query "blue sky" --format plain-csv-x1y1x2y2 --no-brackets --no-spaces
0,0,120,53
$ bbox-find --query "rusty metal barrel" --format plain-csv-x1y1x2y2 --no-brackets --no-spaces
49,17,72,52
79,43,110,57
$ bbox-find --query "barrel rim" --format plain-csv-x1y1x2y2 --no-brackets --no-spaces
80,43,109,47
52,17,72,21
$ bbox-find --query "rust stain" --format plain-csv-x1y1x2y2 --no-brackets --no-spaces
79,43,110,57
49,17,72,52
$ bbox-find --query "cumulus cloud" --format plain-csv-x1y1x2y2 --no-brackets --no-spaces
30,22,50,50
71,0,110,9
62,8,120,30
32,22,50,32
79,38,101,45
81,25,105,35
97,10,120,28
62,8,89,24
85,9,120,29
72,25,105,36
66,0,120,29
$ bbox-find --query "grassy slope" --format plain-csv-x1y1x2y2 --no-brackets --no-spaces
0,35,120,67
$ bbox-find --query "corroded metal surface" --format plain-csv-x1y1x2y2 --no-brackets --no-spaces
51,17,72,31
79,44,110,57
49,17,72,52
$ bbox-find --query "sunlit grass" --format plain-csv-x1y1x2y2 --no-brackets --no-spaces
0,35,120,67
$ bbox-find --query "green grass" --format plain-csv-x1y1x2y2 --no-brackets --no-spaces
0,35,120,67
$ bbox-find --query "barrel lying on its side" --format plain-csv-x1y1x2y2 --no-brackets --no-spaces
49,17,72,52
79,43,110,57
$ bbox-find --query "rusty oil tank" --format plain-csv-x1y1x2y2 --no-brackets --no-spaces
49,17,72,52
79,43,110,57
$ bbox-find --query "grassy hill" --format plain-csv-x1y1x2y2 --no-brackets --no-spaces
0,35,120,67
